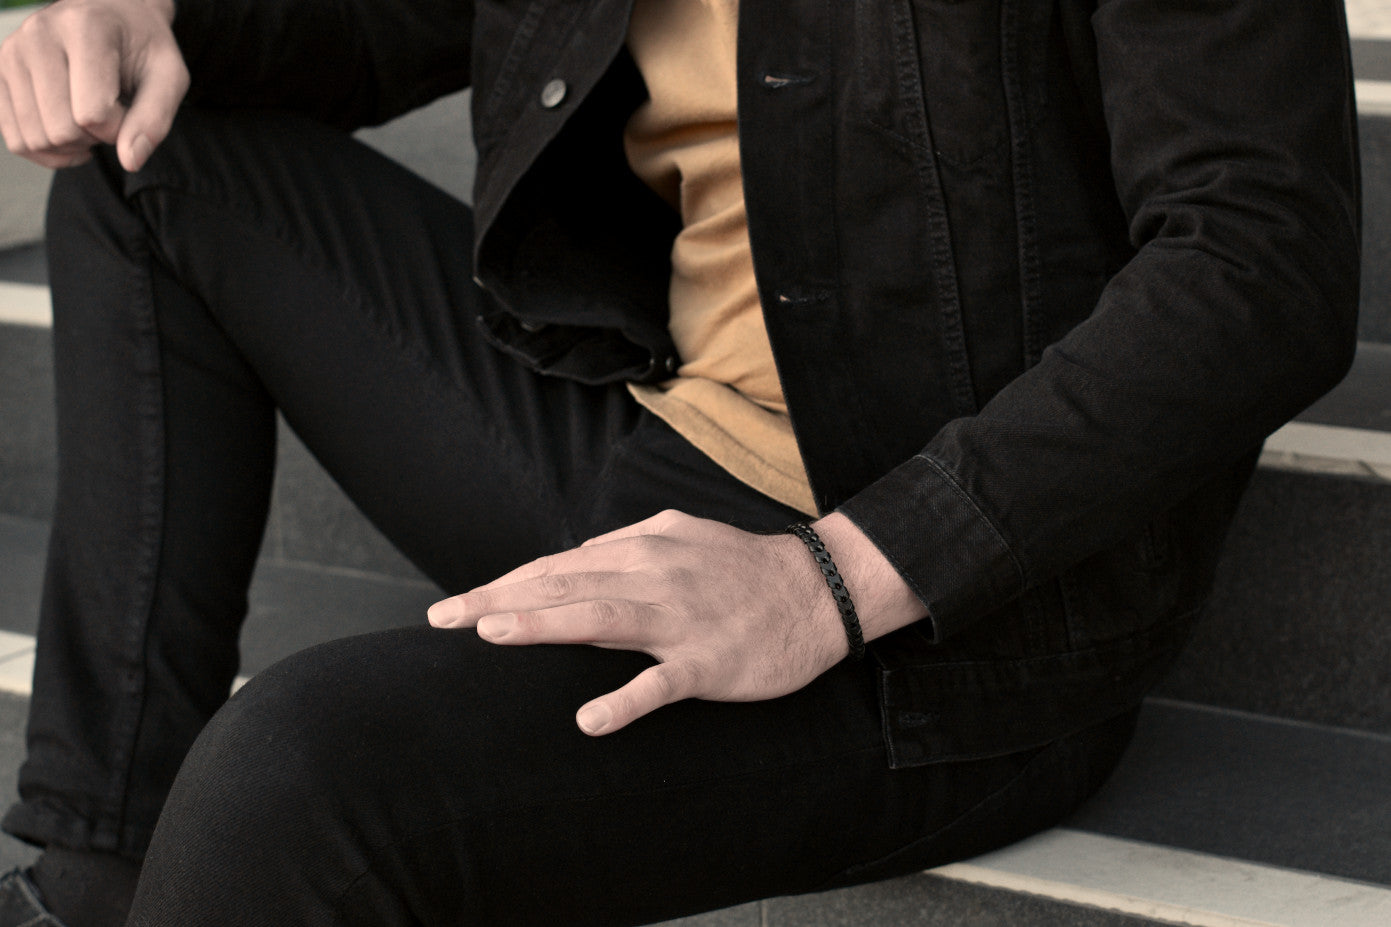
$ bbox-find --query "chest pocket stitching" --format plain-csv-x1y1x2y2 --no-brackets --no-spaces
475,1,548,144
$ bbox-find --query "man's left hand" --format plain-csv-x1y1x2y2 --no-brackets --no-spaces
428,510,866,735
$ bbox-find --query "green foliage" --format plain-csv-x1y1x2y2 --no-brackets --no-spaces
0,0,42,9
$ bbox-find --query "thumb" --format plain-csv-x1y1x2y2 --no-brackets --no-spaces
115,42,189,172
576,661,694,736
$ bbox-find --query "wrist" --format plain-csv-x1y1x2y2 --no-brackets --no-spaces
809,512,928,645
785,522,865,660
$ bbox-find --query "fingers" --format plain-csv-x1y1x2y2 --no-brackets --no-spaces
116,35,188,171
66,26,126,144
0,1,188,172
577,662,695,736
579,508,687,548
428,568,649,629
0,10,102,164
474,597,664,652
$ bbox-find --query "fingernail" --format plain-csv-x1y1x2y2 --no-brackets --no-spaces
476,614,515,640
127,134,152,171
426,601,455,626
577,703,612,735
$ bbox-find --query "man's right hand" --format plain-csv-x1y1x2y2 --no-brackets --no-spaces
0,0,188,172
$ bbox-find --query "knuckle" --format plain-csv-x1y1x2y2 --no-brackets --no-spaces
588,598,624,631
49,3,102,36
621,535,662,570
464,589,496,616
71,103,113,131
536,572,574,601
653,509,684,530
650,663,691,702
47,123,84,148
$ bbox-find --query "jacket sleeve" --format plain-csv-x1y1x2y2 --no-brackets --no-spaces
172,0,475,128
839,0,1360,642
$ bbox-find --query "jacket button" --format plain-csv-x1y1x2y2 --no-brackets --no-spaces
664,355,678,373
540,79,568,109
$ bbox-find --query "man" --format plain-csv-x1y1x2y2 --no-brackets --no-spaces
0,0,1359,924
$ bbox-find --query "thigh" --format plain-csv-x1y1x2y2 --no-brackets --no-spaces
129,629,1134,927
115,108,651,589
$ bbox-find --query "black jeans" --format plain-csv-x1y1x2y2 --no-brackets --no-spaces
6,109,1135,924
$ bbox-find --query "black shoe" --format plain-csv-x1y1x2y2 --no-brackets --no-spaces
0,868,68,926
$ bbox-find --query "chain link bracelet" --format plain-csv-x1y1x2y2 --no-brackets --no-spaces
785,523,866,660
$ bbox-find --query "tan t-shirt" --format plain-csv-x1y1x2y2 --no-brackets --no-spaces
624,0,817,516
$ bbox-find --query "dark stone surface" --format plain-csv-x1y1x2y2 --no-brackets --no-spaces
270,420,428,581
648,903,761,927
0,515,45,638
1156,468,1391,733
241,558,439,676
0,694,39,873
0,324,54,522
1353,39,1391,83
354,89,475,206
0,514,436,678
1360,115,1391,344
765,873,1162,927
1069,699,1391,887
0,244,45,286
1298,341,1391,431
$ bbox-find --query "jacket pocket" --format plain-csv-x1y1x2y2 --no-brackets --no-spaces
910,0,1011,168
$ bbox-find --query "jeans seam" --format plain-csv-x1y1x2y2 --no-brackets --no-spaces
98,244,167,856
133,181,568,557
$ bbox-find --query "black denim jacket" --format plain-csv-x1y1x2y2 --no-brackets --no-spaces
173,0,1360,766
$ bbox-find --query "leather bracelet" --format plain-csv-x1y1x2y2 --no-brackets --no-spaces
785,523,866,661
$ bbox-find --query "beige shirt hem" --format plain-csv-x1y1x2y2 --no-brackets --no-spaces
628,380,818,517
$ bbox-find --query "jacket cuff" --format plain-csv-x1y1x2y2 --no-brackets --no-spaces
838,453,1025,643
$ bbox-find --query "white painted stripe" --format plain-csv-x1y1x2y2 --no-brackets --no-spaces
1263,421,1391,467
0,281,52,327
1356,79,1391,116
1346,1,1391,41
0,629,34,661
0,649,36,698
932,829,1391,927
0,629,250,698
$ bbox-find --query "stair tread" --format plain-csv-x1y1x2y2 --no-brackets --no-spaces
1067,699,1391,887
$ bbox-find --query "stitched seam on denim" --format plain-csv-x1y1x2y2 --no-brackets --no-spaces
1001,0,1049,367
99,240,166,857
477,1,548,133
329,739,889,916
916,453,1026,588
133,183,565,538
11,870,61,926
887,0,976,416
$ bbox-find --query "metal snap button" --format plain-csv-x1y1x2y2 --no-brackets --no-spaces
540,79,568,109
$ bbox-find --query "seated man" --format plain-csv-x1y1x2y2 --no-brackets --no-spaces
0,0,1359,924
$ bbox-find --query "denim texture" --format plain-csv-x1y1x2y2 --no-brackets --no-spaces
123,630,1134,926
6,110,1140,924
3,109,803,858
158,0,1363,766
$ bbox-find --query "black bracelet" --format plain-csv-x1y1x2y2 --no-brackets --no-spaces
785,523,866,661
